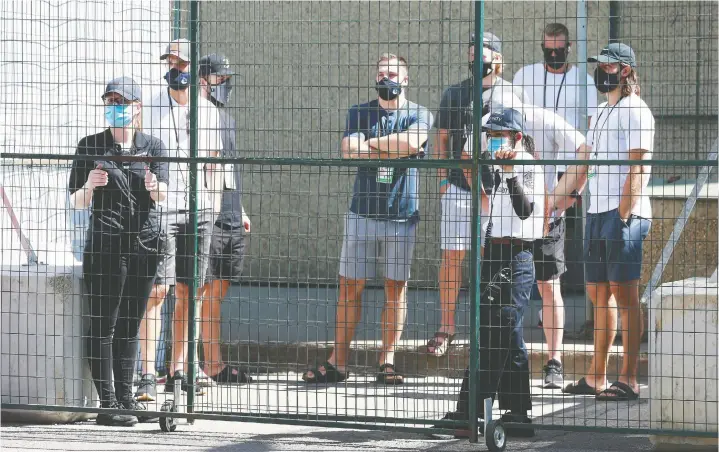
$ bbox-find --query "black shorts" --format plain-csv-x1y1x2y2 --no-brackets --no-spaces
155,211,212,287
206,224,246,283
533,216,567,282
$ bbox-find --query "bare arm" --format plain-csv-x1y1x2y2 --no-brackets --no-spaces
69,185,95,209
341,133,379,159
436,129,450,184
618,147,651,220
365,128,429,159
461,150,489,214
548,143,590,213
149,182,168,203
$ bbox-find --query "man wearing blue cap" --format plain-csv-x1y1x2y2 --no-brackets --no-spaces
429,31,528,357
556,43,654,402
439,108,545,437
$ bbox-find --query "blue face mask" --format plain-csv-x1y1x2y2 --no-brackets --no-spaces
487,136,510,156
104,104,134,128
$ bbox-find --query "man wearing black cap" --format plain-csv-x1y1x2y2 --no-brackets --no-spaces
429,31,527,357
440,108,544,437
557,43,654,402
197,53,253,384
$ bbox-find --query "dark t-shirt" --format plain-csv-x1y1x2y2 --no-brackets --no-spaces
68,129,169,237
214,108,244,229
436,77,526,191
344,99,434,222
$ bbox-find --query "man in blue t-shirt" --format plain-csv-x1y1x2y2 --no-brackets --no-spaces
302,53,433,385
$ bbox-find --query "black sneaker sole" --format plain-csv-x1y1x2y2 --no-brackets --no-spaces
543,377,564,389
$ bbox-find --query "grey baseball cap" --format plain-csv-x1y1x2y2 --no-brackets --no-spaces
470,31,502,54
102,76,141,102
160,38,191,62
588,42,637,67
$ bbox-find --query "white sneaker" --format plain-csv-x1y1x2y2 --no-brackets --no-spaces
195,368,216,387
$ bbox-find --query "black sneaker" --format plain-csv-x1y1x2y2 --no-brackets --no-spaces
96,401,138,427
135,374,157,402
210,366,253,384
543,359,564,389
164,371,205,396
122,399,158,423
500,412,534,437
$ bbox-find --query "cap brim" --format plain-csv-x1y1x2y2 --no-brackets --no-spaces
588,54,620,64
101,89,137,102
482,123,517,132
160,52,190,62
215,68,234,76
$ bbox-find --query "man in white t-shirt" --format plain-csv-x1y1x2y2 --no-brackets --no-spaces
553,43,654,402
135,38,223,400
440,108,544,437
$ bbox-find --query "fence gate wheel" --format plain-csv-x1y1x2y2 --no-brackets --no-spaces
485,420,506,452
159,400,177,432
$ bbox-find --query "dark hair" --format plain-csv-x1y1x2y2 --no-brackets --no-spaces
621,66,641,97
509,131,537,159
543,23,570,41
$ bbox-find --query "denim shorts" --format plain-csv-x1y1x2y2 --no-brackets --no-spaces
584,208,651,283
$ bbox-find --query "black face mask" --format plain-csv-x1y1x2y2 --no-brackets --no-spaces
164,68,190,91
594,66,622,93
469,60,494,79
376,77,402,101
543,46,569,70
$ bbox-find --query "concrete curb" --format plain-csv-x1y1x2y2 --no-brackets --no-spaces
221,341,649,380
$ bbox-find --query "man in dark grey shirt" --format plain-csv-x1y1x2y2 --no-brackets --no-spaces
197,53,252,384
429,32,527,357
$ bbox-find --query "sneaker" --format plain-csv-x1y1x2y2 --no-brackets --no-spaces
164,371,205,396
96,401,138,427
543,359,564,389
210,366,253,384
122,399,157,423
500,412,534,437
135,374,157,402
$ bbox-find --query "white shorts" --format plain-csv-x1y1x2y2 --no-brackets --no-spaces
440,184,489,251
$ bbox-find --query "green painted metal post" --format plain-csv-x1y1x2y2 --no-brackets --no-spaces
172,1,182,39
186,0,200,416
468,0,485,444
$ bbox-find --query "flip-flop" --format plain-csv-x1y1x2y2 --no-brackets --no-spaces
596,381,639,401
562,377,600,395
301,362,348,384
376,363,404,385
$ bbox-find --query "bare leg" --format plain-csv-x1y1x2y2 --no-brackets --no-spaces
436,250,465,337
538,279,565,363
200,279,231,377
583,282,615,390
171,282,201,374
138,284,168,376
610,280,642,394
378,278,409,365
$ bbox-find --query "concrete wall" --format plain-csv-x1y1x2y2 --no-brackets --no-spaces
199,1,718,284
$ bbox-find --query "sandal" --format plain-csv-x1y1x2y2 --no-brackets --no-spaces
596,381,639,401
562,377,601,395
301,362,348,384
376,363,404,385
426,332,456,357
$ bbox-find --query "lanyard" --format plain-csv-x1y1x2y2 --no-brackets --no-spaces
543,68,567,112
590,97,623,158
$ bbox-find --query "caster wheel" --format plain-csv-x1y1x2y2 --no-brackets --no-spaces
485,420,506,452
159,400,177,432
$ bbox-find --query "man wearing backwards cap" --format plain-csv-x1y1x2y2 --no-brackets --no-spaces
429,31,528,357
557,42,654,402
440,108,544,437
197,53,253,384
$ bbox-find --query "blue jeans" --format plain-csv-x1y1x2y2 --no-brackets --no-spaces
457,243,534,417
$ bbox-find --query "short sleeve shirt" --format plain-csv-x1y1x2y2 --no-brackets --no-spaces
344,99,434,222
214,108,244,229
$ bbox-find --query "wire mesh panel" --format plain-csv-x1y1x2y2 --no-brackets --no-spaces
1,0,717,448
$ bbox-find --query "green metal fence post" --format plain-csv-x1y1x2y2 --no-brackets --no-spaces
468,0,485,444
186,0,200,417
172,1,182,40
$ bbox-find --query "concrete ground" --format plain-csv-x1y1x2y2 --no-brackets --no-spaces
1,373,656,451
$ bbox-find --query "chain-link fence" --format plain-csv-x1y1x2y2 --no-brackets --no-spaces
2,1,717,449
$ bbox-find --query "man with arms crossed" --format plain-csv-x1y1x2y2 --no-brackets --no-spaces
302,53,433,385
556,43,654,401
512,22,598,388
429,31,527,357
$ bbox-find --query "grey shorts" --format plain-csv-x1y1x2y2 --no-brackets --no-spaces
339,212,417,282
155,210,212,287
